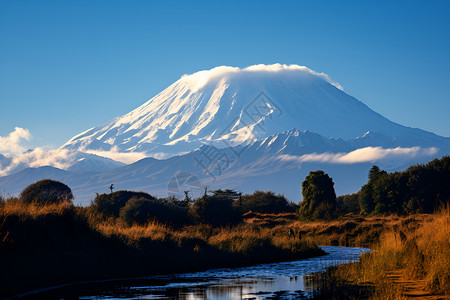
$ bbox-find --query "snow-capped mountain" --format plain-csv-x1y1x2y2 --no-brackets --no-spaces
1,64,449,204
62,64,445,159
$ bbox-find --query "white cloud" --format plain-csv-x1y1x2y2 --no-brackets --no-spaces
182,63,344,92
278,146,438,165
0,149,77,176
0,128,143,176
0,127,81,176
244,64,344,90
84,146,147,164
0,127,32,153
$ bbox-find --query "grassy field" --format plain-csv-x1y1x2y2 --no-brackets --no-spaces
309,206,450,299
238,209,449,299
244,211,434,248
0,199,323,297
1,198,449,299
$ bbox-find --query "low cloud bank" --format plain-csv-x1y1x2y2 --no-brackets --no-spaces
0,128,141,176
278,146,439,165
0,149,76,176
83,146,148,164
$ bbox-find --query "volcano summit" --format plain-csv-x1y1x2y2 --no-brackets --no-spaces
61,64,444,161
1,64,448,204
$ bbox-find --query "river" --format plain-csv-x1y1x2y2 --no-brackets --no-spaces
18,246,370,299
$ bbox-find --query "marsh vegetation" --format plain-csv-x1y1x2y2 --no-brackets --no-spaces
0,156,449,298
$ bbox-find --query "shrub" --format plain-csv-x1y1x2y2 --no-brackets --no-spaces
20,179,73,204
191,195,242,226
92,190,155,218
119,197,190,226
238,190,294,213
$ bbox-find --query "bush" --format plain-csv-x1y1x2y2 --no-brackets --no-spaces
20,179,73,204
119,197,190,226
191,195,242,226
92,190,156,218
238,191,294,213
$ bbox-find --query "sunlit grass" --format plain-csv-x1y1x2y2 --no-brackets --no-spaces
2,196,447,298
315,205,450,298
0,199,321,257
0,197,73,218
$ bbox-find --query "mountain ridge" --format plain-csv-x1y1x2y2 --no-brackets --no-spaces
1,128,445,205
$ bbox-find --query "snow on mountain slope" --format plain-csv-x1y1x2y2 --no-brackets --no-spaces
66,153,125,173
62,64,444,160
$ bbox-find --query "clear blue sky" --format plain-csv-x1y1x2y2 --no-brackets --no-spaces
1,0,449,149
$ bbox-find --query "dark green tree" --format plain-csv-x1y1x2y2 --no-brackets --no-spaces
369,165,385,181
336,193,360,214
357,157,450,215
359,183,375,214
298,171,337,220
358,165,388,215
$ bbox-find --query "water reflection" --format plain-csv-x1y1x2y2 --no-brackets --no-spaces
111,276,312,299
23,246,370,300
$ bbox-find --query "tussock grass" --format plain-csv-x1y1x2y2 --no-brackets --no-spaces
416,205,450,294
0,198,323,297
92,217,315,254
3,197,447,299
313,206,450,299
95,219,170,242
0,198,73,219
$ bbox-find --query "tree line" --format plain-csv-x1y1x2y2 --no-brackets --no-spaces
2,156,448,223
2,179,296,227
298,156,450,219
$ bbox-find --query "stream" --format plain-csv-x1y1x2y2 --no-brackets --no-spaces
17,246,371,299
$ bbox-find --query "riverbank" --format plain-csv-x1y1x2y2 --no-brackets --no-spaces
244,210,435,247
13,246,370,299
0,201,324,298
311,206,450,299
2,200,448,299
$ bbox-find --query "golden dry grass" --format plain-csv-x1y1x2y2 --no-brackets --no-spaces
315,206,450,299
2,198,448,299
0,198,73,218
0,199,318,255
95,219,170,242
0,199,326,297
91,217,315,254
